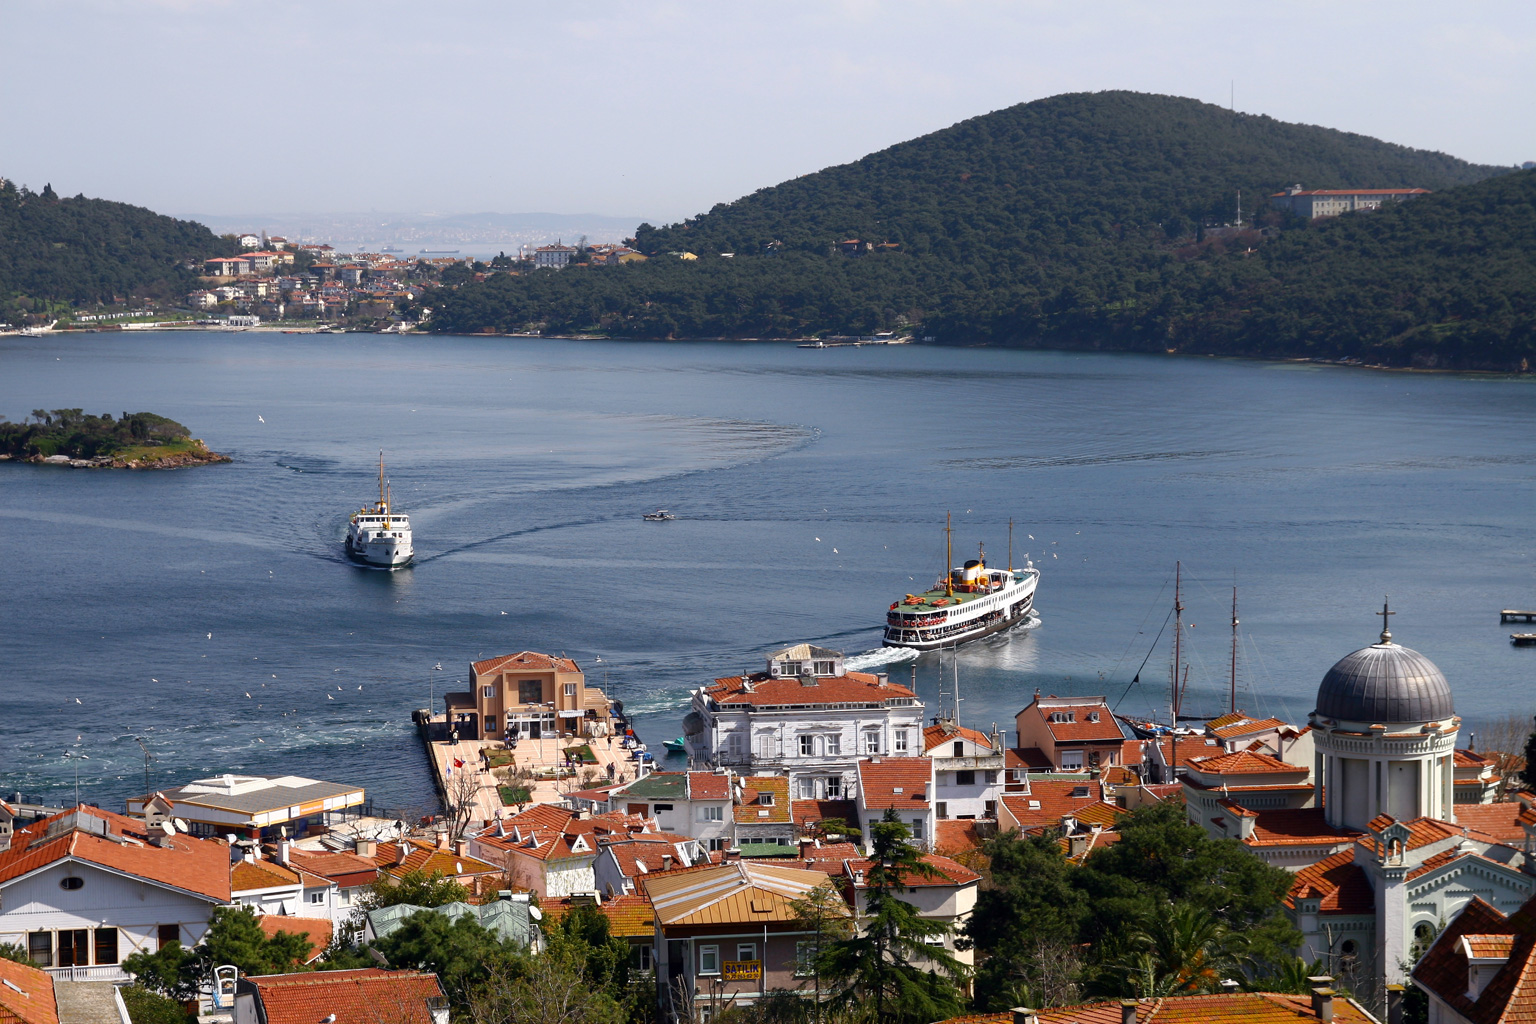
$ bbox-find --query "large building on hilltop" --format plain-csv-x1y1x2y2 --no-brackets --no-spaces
1270,184,1430,219
1186,611,1535,1009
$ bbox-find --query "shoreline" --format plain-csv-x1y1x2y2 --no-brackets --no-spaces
0,440,231,470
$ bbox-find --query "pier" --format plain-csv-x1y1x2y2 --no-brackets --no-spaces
1501,610,1536,623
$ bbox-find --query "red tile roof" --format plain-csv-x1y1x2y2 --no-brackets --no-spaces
857,759,931,811
1189,750,1307,775
372,838,500,877
1006,746,1054,770
0,956,58,1024
1286,849,1373,915
1361,815,1461,852
1273,188,1431,197
791,799,859,830
472,651,579,674
1209,717,1288,741
999,780,1105,830
1456,749,1497,769
708,671,915,708
0,806,231,902
1150,737,1222,768
539,893,654,938
922,723,995,753
244,970,444,1024
232,858,302,892
1027,701,1125,743
839,853,980,888
686,772,731,801
934,819,987,855
283,850,380,888
735,777,792,823
938,992,1377,1024
1413,895,1536,1024
1244,808,1362,848
256,915,333,962
600,834,699,879
1454,803,1531,844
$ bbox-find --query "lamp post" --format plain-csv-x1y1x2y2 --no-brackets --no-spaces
63,751,89,807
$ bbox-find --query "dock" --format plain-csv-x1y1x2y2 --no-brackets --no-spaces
1501,610,1536,623
1512,634,1536,646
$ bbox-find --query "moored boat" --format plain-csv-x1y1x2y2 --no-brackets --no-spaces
882,515,1039,650
345,452,414,568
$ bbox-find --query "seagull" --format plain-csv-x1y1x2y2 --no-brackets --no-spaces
433,662,442,671
336,685,342,691
814,537,821,542
832,548,838,554
327,694,334,700
500,611,507,615
245,692,251,698
151,678,158,683
74,697,82,704
257,415,264,423
357,685,363,690
207,633,212,639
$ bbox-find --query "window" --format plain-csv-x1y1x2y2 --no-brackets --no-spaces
637,944,653,971
936,801,948,819
58,929,89,968
1060,750,1084,770
28,932,52,967
1048,711,1074,724
813,660,834,675
985,800,997,818
59,876,84,891
518,680,542,704
825,733,841,756
158,924,180,950
737,943,756,964
701,806,723,822
708,838,726,852
93,928,118,965
699,945,720,975
754,732,773,758
726,732,745,757
1087,711,1100,723
799,735,817,757
956,770,975,786
564,683,577,697
795,941,814,976
779,661,802,677
894,731,908,753
308,891,325,904
910,818,924,841
1071,786,1090,798
825,776,843,799
484,715,496,734
863,730,881,755
757,791,774,806
481,685,494,699
799,777,817,799
653,804,674,812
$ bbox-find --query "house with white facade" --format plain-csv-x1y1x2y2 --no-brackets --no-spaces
683,644,925,804
592,833,706,897
468,806,657,899
922,721,1005,822
0,806,231,981
855,758,935,851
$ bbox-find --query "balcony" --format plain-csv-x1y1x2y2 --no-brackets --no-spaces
47,964,131,983
931,755,1004,771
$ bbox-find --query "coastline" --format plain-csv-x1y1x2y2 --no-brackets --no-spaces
0,439,231,469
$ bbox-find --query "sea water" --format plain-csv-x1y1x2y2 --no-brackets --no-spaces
3,333,1535,812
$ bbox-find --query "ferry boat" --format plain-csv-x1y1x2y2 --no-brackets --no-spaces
882,516,1039,650
345,453,414,568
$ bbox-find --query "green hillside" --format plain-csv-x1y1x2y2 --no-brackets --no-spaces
0,178,232,324
425,90,1515,353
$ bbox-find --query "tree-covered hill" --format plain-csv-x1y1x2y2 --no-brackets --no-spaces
424,90,1518,356
0,178,232,322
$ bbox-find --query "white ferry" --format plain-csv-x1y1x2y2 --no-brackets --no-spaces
882,517,1039,650
345,453,414,568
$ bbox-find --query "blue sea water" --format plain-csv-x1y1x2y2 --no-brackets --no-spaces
3,333,1535,813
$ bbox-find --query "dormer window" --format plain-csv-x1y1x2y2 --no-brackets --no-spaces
1087,711,1100,723
757,792,774,806
813,660,835,676
1049,711,1075,724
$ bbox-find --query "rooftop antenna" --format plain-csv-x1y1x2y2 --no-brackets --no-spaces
63,750,89,808
1235,190,1242,231
134,736,156,799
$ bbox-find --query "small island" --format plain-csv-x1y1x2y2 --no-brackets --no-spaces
0,408,231,468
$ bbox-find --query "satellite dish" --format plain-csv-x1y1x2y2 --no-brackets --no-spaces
174,819,189,833
527,905,543,921
159,821,176,836
279,825,289,838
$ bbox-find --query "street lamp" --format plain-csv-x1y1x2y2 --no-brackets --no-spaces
63,751,89,807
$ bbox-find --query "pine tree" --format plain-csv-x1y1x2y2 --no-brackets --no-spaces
821,810,965,1024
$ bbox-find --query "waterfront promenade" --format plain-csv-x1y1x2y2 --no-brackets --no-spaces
420,713,650,824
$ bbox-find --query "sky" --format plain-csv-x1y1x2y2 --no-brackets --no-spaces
3,1,1533,226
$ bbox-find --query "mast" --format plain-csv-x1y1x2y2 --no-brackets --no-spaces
378,450,385,507
1230,585,1240,714
1008,518,1014,573
384,481,392,530
944,512,954,597
1170,561,1184,783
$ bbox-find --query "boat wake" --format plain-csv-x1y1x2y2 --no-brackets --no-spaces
844,646,921,672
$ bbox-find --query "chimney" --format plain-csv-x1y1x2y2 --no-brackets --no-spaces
1069,834,1090,859
662,854,674,870
1220,979,1240,994
1011,1009,1038,1024
355,839,377,859
276,840,291,865
1386,985,1404,1024
1310,988,1335,1022
436,830,450,850
394,843,410,866
876,672,889,687
454,840,468,858
1121,1000,1138,1024
853,868,865,885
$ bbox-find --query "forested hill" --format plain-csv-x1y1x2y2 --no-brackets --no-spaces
0,178,231,321
633,90,1502,256
424,91,1522,361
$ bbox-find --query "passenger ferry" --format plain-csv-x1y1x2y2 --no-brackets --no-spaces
345,453,414,568
882,517,1039,650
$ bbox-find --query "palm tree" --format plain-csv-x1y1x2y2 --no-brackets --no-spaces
1105,904,1249,997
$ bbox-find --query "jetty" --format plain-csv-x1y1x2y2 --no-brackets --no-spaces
1501,610,1536,623
1512,633,1536,646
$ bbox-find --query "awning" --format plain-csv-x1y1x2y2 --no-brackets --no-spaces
557,709,581,718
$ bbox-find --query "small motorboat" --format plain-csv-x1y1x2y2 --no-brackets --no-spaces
663,737,686,753
643,509,676,521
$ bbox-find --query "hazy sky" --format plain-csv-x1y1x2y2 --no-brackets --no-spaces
4,1,1532,225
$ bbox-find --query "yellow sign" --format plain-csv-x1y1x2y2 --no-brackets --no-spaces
722,960,762,982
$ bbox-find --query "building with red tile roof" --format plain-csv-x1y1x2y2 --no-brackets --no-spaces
1411,892,1536,1024
469,808,656,899
934,990,1379,1024
1183,749,1316,836
593,832,708,897
856,758,934,850
683,645,926,814
254,915,333,963
467,651,612,744
0,955,58,1024
997,779,1106,833
1015,695,1132,772
233,969,446,1024
925,718,1006,822
0,805,231,978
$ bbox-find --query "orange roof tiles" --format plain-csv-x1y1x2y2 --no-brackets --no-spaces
1151,737,1222,768
937,992,1376,1024
540,893,655,937
1453,803,1530,844
1413,896,1536,1024
934,819,987,855
791,799,858,830
1188,750,1307,775
857,759,931,811
1286,850,1374,915
999,779,1105,830
283,850,379,887
0,806,231,902
1030,703,1125,743
840,852,980,888
1209,717,1288,741
472,651,579,675
708,671,915,708
686,772,731,801
244,970,444,1024
1244,808,1362,848
1360,816,1460,852
256,915,333,962
736,776,791,823
0,957,57,1024
372,838,500,877
1456,749,1496,768
1007,746,1054,770
922,723,995,753
232,858,302,891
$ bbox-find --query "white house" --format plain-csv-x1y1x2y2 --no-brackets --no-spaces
0,806,231,981
683,644,926,804
469,806,657,899
922,721,1005,822
855,757,935,851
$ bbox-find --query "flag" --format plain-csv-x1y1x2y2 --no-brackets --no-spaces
453,758,464,768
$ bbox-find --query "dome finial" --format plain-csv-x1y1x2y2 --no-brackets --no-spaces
1378,596,1395,645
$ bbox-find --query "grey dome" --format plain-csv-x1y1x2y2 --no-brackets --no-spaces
1315,642,1453,722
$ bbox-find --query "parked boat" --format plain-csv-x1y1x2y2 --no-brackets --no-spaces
643,509,676,521
882,515,1039,650
663,737,686,753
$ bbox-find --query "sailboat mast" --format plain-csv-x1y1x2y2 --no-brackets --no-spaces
1008,518,1014,573
1230,585,1240,714
945,512,954,597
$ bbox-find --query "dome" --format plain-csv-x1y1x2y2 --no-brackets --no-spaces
1315,641,1453,723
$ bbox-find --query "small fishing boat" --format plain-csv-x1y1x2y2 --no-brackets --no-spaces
663,737,686,753
643,509,676,521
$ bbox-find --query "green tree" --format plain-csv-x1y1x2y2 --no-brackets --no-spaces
788,880,854,1021
201,906,314,976
122,941,201,1002
118,985,196,1024
0,942,37,967
1093,903,1248,997
821,811,965,1024
361,868,471,910
373,912,519,1003
1517,717,1536,793
466,938,622,1024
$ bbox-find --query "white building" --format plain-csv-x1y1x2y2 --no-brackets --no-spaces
855,757,935,851
683,644,926,804
0,806,232,981
591,833,706,897
533,244,576,269
922,720,1005,822
127,775,365,840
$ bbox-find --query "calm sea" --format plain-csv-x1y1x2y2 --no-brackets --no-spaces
3,333,1535,813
